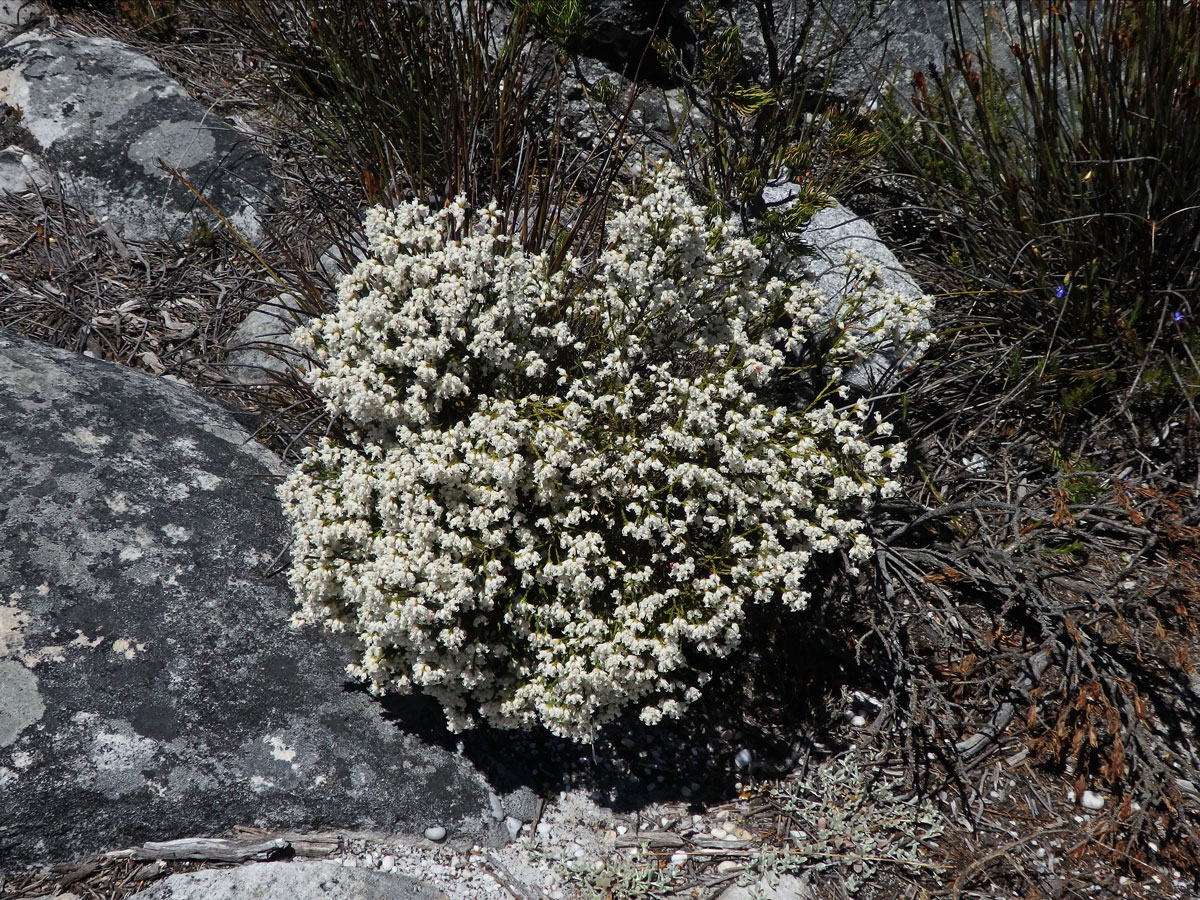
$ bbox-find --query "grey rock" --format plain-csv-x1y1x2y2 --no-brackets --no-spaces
0,26,275,243
0,0,44,44
487,791,506,821
0,328,491,866
502,787,539,824
124,860,444,900
731,0,1015,105
0,658,43,747
793,192,927,390
717,872,814,900
484,817,513,847
0,144,46,194
223,293,310,385
317,241,369,279
577,0,695,85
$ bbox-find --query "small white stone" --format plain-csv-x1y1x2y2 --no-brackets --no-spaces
669,851,688,866
615,825,627,835
716,861,742,874
425,826,447,842
734,749,754,770
537,823,552,836
380,855,395,872
710,827,728,839
341,858,357,867
505,816,522,839
850,715,867,727
1081,791,1104,810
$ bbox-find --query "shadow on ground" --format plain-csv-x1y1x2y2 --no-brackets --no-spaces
345,559,883,816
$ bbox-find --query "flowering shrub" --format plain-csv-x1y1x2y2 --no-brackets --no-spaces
279,165,931,740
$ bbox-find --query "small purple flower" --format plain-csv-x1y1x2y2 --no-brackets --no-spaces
1054,284,1067,299
1173,310,1186,324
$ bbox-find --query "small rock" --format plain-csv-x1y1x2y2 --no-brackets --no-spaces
424,826,447,842
734,749,754,771
716,860,742,874
488,792,505,821
669,851,688,866
379,855,395,873
504,816,522,839
502,787,539,824
850,715,867,727
1081,790,1104,811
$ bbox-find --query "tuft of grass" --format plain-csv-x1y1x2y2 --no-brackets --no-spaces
211,0,572,214
654,0,881,246
521,0,586,51
880,0,1200,417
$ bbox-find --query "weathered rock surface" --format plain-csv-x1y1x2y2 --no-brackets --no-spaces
0,328,492,868
717,872,814,900
0,0,44,44
729,0,1011,103
576,0,1011,109
125,861,445,900
759,184,927,390
0,144,44,194
576,0,696,84
0,24,275,242
223,293,310,385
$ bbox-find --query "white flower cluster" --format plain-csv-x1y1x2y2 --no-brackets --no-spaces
279,164,931,741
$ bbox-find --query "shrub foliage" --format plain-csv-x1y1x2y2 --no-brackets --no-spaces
280,165,928,740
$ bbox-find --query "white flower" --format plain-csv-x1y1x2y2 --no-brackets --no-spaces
279,163,928,741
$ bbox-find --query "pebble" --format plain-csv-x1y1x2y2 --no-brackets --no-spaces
425,826,448,842
1081,790,1104,810
669,851,688,866
850,715,867,727
734,749,754,770
488,793,505,820
716,861,742,874
379,855,395,873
